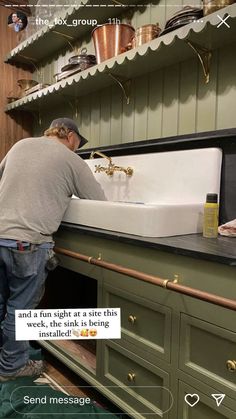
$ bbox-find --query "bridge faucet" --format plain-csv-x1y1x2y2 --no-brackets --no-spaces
89,150,133,177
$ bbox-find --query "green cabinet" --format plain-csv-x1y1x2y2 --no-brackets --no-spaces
40,229,236,419
179,314,236,396
102,341,171,418
103,284,172,363
3,2,236,416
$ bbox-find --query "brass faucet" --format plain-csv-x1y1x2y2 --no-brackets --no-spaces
89,150,133,177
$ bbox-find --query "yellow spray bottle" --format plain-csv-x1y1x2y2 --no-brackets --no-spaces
203,193,219,238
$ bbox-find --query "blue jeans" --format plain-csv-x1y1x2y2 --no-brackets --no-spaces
0,245,51,375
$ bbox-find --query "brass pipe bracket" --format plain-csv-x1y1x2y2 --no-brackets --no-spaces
162,279,169,288
186,41,212,84
88,253,102,263
162,274,180,288
173,274,180,284
226,360,236,372
108,73,131,105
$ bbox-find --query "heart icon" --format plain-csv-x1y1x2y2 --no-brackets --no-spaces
184,393,200,407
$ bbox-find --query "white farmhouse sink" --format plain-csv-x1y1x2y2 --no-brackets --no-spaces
62,148,222,237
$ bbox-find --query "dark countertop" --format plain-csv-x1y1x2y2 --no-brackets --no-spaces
59,130,236,267
59,223,236,267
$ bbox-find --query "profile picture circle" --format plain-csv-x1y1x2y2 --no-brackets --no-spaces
8,11,28,32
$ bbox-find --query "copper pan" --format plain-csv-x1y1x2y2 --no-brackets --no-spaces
127,23,161,50
92,23,135,63
203,0,234,15
135,23,161,35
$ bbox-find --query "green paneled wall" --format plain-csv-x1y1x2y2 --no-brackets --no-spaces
33,1,236,146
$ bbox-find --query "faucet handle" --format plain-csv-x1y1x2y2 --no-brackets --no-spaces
94,165,101,173
126,167,133,176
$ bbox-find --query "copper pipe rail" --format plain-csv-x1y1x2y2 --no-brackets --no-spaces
55,247,236,312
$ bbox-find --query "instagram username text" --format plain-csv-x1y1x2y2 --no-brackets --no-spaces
36,17,97,26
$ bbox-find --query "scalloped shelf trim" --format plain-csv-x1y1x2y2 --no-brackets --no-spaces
5,4,236,112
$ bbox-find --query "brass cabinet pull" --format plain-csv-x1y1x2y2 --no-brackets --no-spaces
128,315,136,324
127,372,136,382
226,360,236,372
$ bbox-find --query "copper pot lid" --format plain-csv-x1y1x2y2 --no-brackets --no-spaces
165,9,203,28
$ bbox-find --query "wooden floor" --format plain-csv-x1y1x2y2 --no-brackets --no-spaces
53,339,96,372
42,348,129,418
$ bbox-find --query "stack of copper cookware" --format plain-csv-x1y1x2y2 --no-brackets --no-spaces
203,0,234,15
17,79,38,97
160,6,203,36
54,48,96,82
130,24,161,48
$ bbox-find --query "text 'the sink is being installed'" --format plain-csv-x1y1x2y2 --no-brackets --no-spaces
62,148,222,237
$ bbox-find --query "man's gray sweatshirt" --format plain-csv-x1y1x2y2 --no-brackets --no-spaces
0,136,106,244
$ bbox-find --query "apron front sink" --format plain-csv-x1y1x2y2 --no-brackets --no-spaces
62,148,222,237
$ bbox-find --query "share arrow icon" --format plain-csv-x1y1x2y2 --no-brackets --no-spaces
211,394,225,407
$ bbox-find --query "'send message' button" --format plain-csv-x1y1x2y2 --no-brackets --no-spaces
10,386,95,415
11,385,174,416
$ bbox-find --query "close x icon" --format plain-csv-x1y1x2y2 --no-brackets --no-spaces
217,13,231,28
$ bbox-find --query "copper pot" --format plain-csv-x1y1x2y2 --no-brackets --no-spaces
17,79,38,97
92,23,135,63
126,24,161,50
203,0,234,15
135,23,161,36
17,79,38,91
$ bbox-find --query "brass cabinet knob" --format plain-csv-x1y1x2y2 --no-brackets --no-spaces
127,372,136,382
128,315,136,324
226,360,236,372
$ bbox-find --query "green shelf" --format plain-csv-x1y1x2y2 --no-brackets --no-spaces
5,4,236,113
4,0,146,65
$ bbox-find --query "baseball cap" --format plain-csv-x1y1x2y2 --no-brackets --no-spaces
49,118,88,149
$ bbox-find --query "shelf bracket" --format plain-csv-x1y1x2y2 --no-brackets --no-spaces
108,73,131,105
61,96,79,118
18,54,38,63
186,41,212,84
18,54,43,83
51,30,75,52
31,110,42,126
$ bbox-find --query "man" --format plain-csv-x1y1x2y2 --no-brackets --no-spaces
8,12,27,32
0,118,106,381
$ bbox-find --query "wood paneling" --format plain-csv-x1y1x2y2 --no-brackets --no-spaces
0,5,32,160
0,0,31,14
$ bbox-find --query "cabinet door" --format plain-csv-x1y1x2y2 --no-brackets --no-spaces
179,314,236,399
103,285,172,364
178,380,235,419
102,341,172,418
